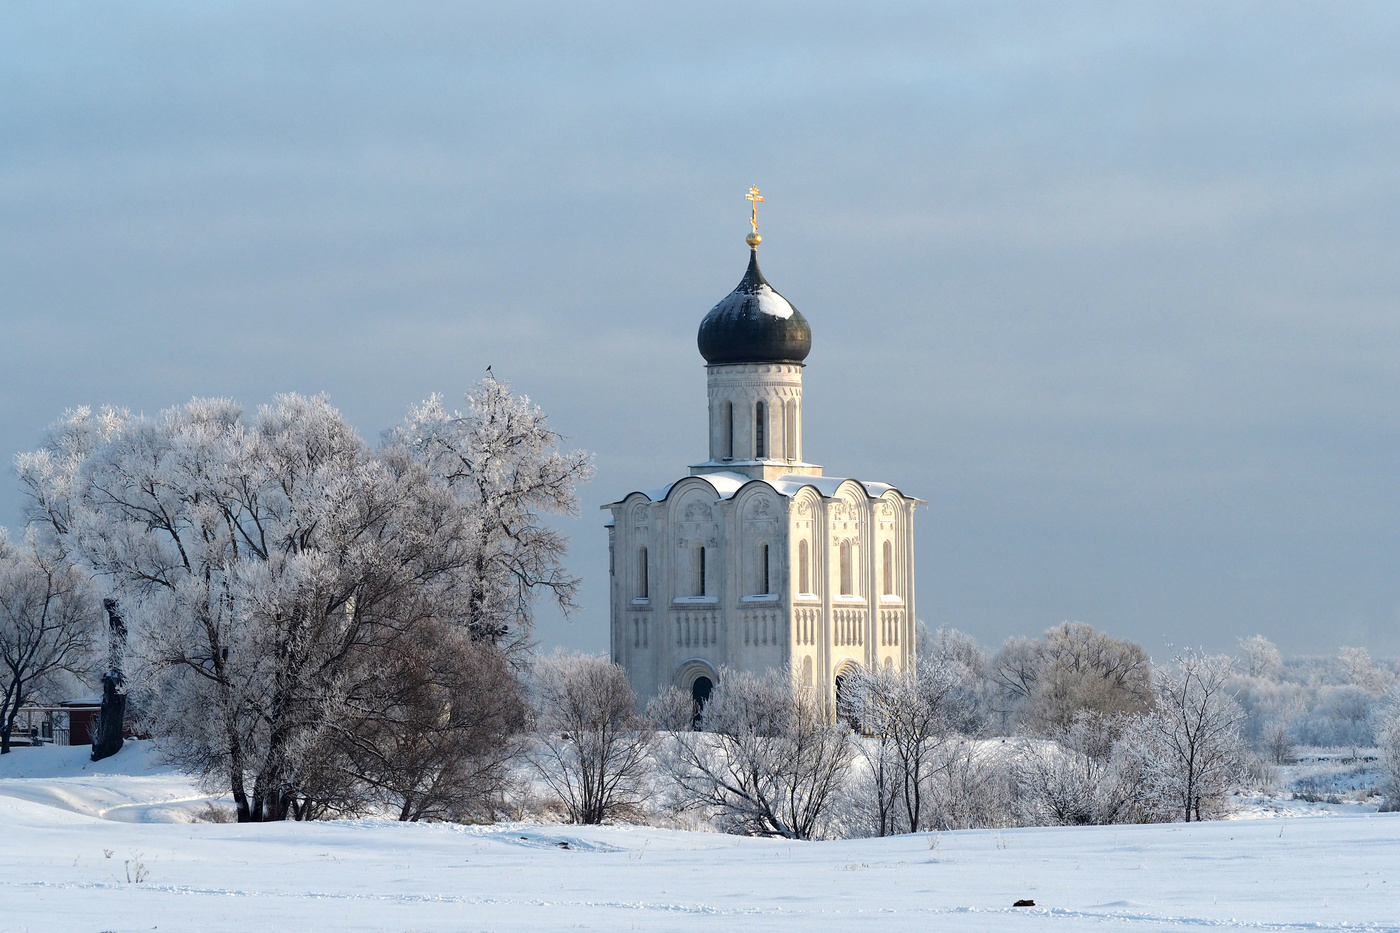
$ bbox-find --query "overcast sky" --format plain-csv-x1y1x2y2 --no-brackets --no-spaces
4,2,1399,659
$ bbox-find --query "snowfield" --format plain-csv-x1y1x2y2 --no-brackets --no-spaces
1,743,1398,932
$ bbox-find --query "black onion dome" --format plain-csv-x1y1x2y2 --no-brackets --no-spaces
697,250,811,365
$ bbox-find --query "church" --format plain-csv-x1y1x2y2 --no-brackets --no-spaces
603,190,922,714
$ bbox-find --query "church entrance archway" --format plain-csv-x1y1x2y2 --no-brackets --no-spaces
834,662,861,731
674,658,719,729
691,676,713,729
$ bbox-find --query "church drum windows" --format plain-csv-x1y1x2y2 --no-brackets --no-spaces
754,401,766,459
722,401,733,460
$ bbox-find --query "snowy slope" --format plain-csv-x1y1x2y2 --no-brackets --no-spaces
1,744,1398,932
0,741,225,823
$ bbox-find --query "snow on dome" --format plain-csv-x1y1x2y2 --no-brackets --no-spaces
697,250,811,365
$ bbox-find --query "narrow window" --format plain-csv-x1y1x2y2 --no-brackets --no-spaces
638,546,649,598
761,543,770,595
839,540,853,596
799,539,809,593
786,399,797,460
722,401,733,460
755,401,766,459
882,540,893,596
697,546,707,597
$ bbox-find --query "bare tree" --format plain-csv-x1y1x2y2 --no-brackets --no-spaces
530,652,653,824
1118,650,1248,822
341,623,528,822
1260,718,1295,765
0,531,100,753
659,668,853,839
925,737,1016,830
390,376,594,654
847,659,964,833
1014,712,1137,826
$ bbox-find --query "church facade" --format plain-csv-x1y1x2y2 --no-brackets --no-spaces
603,218,922,712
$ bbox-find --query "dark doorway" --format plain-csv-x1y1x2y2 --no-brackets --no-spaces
691,676,713,729
835,672,859,731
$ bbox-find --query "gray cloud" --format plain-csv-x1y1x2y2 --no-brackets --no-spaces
3,1,1400,657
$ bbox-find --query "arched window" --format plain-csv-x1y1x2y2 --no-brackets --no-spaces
722,401,733,460
696,546,707,597
839,540,853,596
802,655,814,687
798,539,810,593
754,401,766,459
761,543,770,595
882,540,893,596
638,546,649,599
786,399,797,460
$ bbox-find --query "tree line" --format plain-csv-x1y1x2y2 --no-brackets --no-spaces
3,383,1399,833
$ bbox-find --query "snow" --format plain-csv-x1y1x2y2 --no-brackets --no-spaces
0,741,224,823
612,472,913,507
705,283,796,321
751,284,795,319
2,744,1399,931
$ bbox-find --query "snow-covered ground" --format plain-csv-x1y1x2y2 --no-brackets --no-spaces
2,743,1398,932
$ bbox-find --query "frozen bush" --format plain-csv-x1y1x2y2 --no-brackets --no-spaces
659,668,852,839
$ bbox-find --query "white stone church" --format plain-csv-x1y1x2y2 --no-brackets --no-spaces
603,221,921,714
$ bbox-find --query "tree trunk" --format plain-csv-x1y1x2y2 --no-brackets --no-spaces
90,675,126,761
91,599,128,762
1,679,20,754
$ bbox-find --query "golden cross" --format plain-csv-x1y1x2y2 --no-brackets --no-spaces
746,185,764,234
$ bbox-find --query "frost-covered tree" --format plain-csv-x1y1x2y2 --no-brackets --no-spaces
1238,635,1283,681
1015,712,1137,826
0,532,100,752
659,668,853,839
389,376,594,654
1339,646,1396,695
992,622,1153,735
1117,650,1248,822
530,652,653,824
847,654,968,833
16,405,133,761
1378,693,1400,811
14,394,550,821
